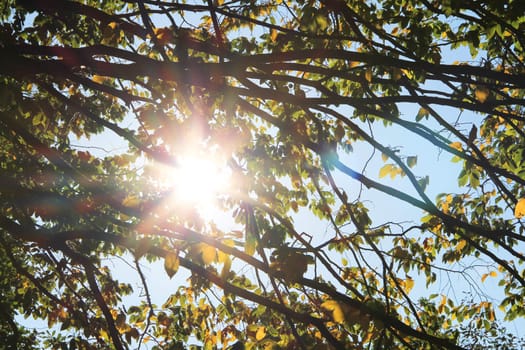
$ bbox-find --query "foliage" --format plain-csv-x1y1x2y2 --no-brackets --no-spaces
1,0,525,349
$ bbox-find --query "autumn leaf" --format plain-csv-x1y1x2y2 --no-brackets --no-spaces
456,239,467,251
154,27,173,45
515,198,525,218
449,142,463,151
475,87,490,103
92,75,106,84
481,271,497,283
321,300,345,324
220,256,231,278
379,164,393,178
364,69,373,83
122,195,140,208
404,276,415,293
255,326,266,340
270,29,278,42
164,252,179,278
416,107,429,121
191,242,216,265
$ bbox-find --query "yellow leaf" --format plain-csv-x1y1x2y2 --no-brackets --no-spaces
456,239,467,251
481,273,488,283
107,22,118,30
321,300,345,324
92,75,106,84
379,164,393,179
364,69,373,83
449,142,463,151
99,329,109,340
475,87,490,103
401,68,413,79
488,308,495,321
164,252,179,278
270,29,278,42
122,195,140,208
196,242,216,265
217,250,228,263
255,326,266,341
348,61,360,68
220,256,231,278
404,277,414,293
515,198,525,218
481,271,498,282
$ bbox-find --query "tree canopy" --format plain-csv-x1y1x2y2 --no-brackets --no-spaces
1,0,525,349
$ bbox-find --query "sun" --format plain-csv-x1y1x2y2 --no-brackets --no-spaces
172,153,231,207
153,148,232,220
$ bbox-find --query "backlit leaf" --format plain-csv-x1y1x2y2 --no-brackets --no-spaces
164,252,179,278
416,107,429,121
196,243,216,265
92,75,106,84
364,69,373,83
475,87,490,103
122,195,140,208
449,142,463,151
407,156,417,168
321,300,345,324
245,231,256,256
270,29,278,42
379,164,393,178
515,198,525,218
456,239,467,251
220,256,231,278
404,276,414,293
255,326,266,340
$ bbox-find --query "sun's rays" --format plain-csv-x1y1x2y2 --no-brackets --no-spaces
147,146,233,225
167,151,232,217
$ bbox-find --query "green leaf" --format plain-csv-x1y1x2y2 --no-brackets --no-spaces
245,230,257,256
407,156,417,168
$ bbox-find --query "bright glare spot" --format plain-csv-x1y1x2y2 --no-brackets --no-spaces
160,150,232,219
